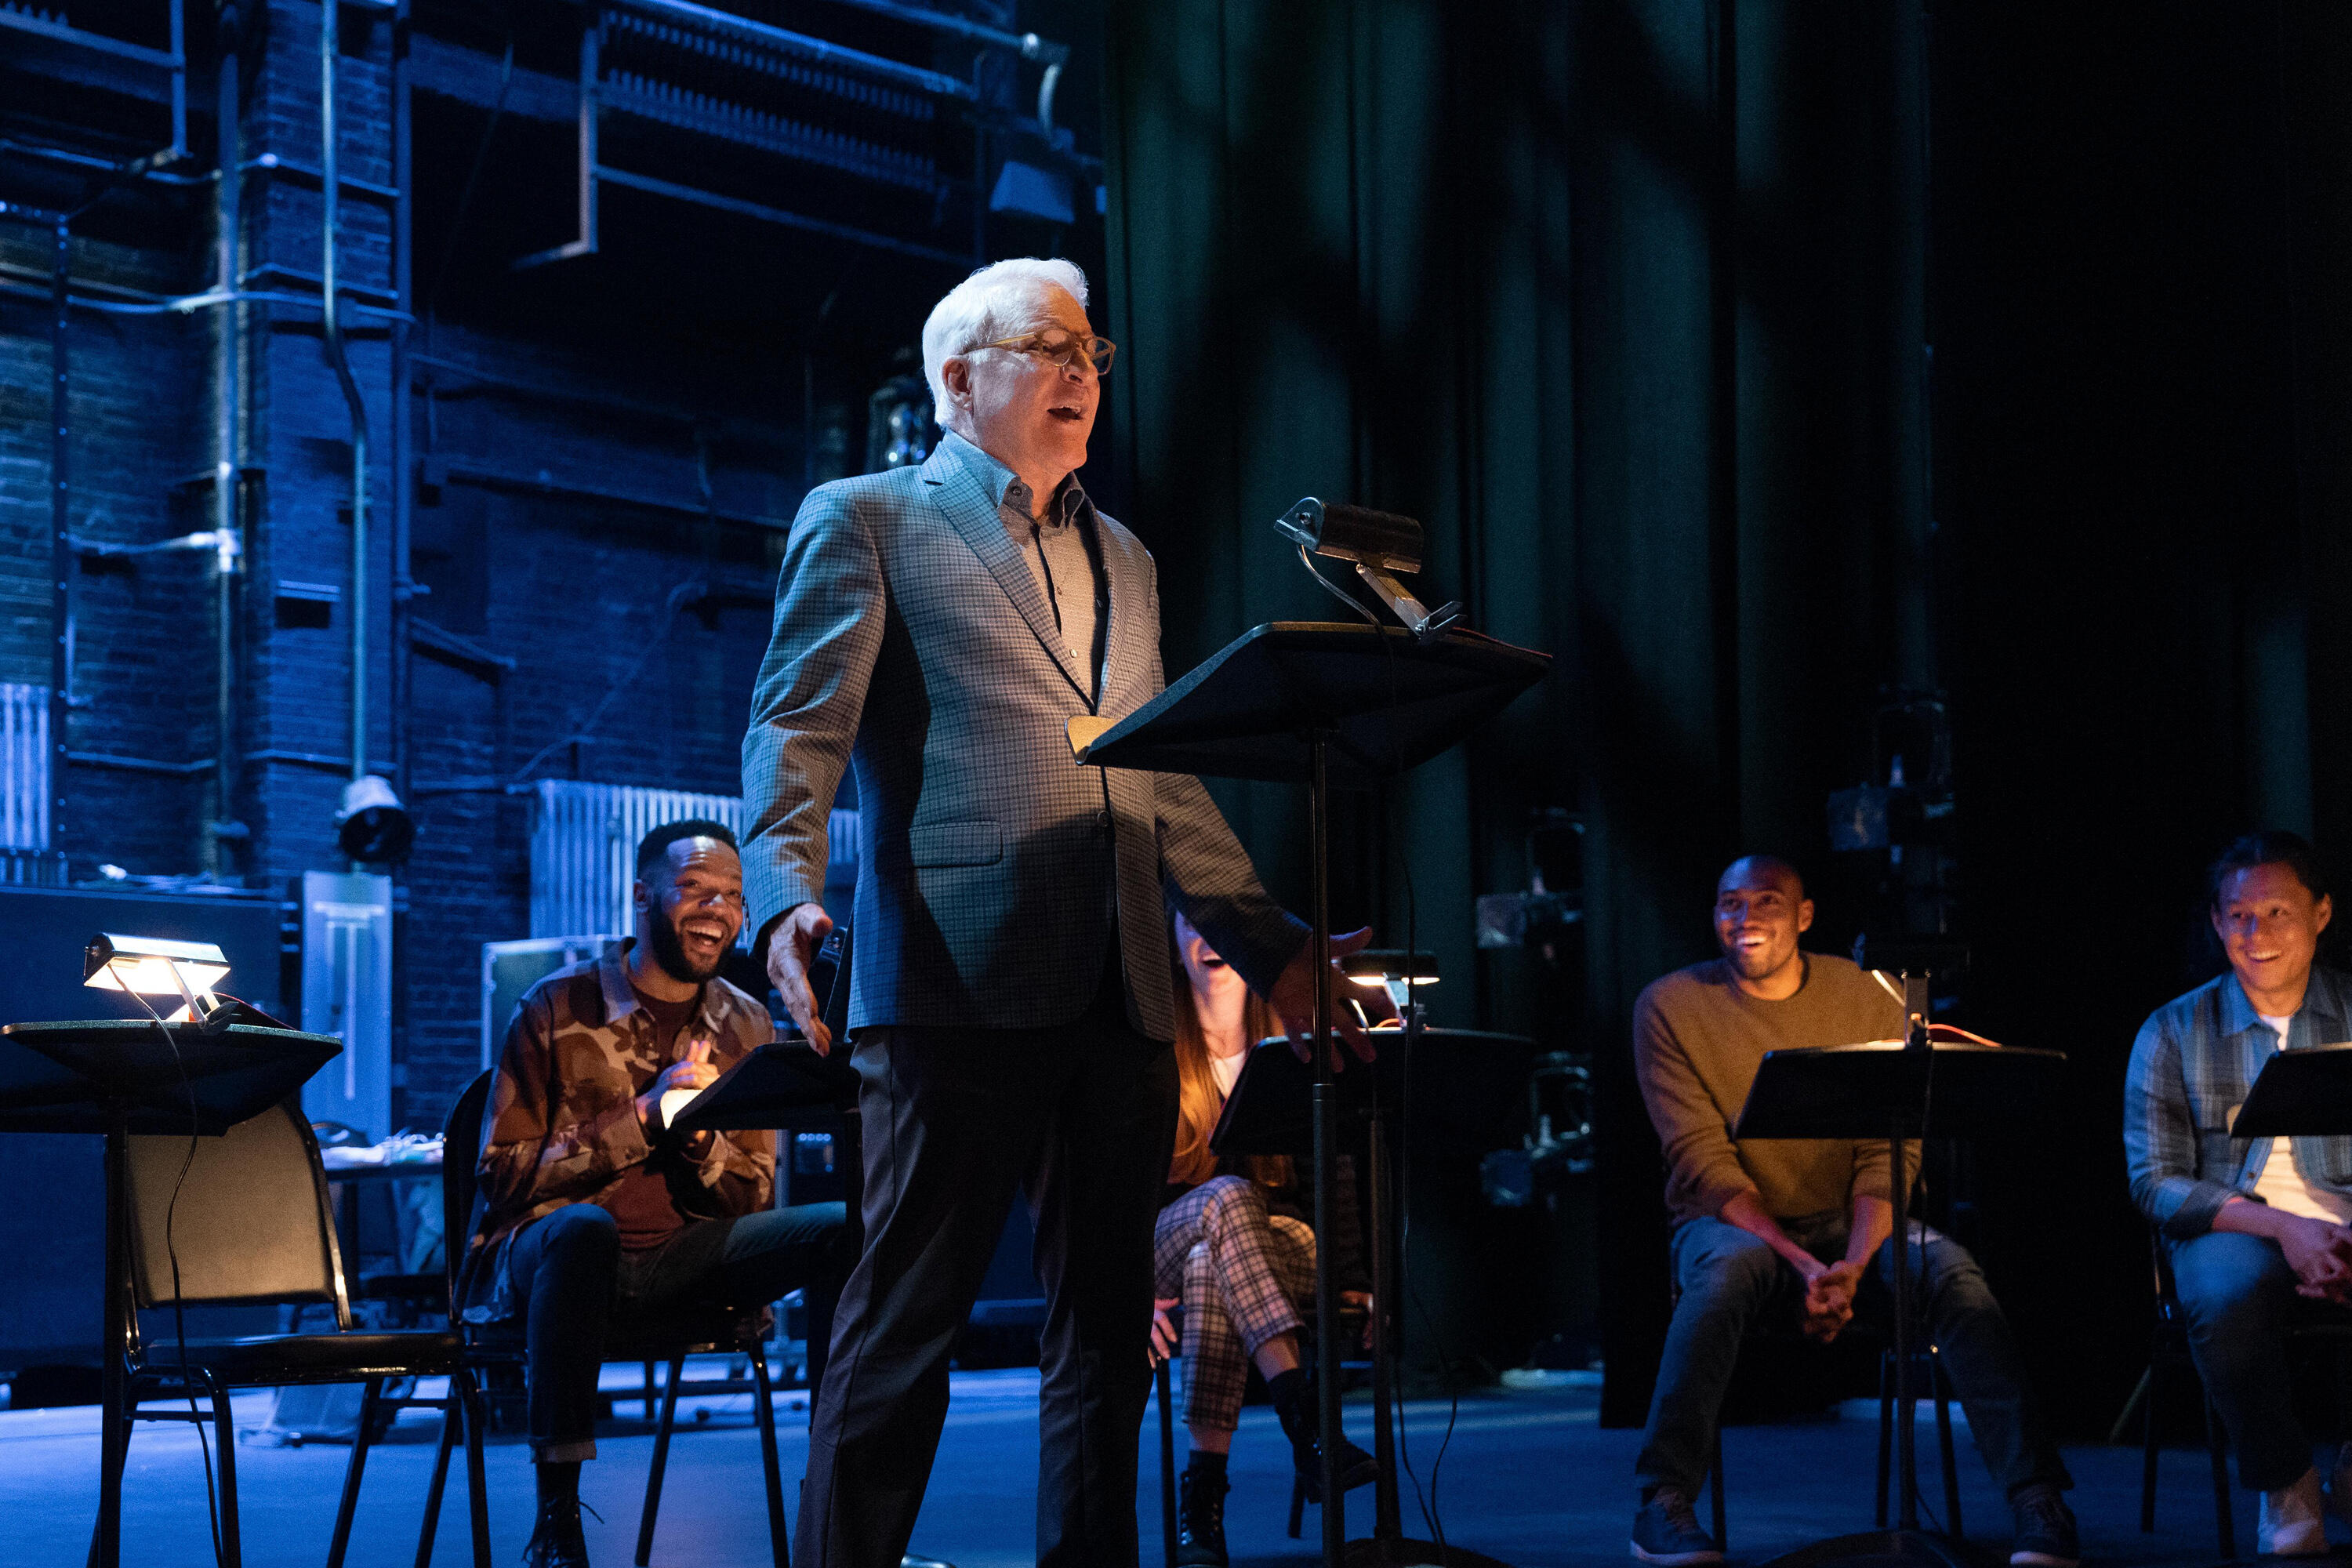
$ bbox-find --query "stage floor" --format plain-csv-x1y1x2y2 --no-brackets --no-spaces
0,1367,2272,1566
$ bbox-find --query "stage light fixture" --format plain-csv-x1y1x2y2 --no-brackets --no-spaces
84,932,233,1026
1275,498,1463,638
336,775,415,864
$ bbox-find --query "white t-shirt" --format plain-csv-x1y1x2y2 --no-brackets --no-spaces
2250,1012,2352,1225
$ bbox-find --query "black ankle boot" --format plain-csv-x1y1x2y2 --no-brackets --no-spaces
524,1494,592,1568
1177,1465,1230,1567
1271,1375,1381,1504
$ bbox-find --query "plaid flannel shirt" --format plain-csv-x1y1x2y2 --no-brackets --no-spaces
2123,964,2352,1240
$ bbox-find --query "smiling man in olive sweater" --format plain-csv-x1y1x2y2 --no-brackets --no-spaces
1628,855,2074,1568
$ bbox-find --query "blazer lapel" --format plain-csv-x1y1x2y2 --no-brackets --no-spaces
925,447,1090,698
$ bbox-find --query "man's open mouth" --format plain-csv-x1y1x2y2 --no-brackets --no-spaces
1048,405,1085,423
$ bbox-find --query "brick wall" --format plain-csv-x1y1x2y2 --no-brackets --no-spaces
3,0,818,1128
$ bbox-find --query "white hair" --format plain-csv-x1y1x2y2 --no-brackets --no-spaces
920,256,1090,429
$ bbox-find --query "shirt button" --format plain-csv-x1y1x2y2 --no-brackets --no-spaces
1094,808,1112,832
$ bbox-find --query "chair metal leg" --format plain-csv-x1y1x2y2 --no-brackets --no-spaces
1287,1472,1307,1539
644,1358,659,1423
461,1370,493,1568
2205,1392,2235,1560
1876,1351,1894,1529
637,1355,687,1568
2140,1361,2160,1533
1933,1354,1962,1540
753,1347,789,1568
209,1372,244,1568
413,1383,463,1568
1156,1361,1178,1568
326,1377,385,1568
1708,1427,1726,1552
88,1388,133,1568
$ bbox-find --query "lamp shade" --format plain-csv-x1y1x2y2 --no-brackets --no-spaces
1342,949,1440,986
83,932,231,996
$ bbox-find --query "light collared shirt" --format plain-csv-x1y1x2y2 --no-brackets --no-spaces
940,429,1105,702
2124,964,2352,1239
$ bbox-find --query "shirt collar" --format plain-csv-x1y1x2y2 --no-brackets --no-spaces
598,938,715,1033
941,429,1088,529
2219,967,2352,1040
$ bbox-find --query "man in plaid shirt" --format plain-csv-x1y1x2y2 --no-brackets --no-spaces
2125,830,2352,1556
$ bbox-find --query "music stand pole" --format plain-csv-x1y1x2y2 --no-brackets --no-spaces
1310,731,1345,1559
95,1103,129,1568
1367,1073,1403,1541
1889,1103,1918,1531
1890,975,1928,1534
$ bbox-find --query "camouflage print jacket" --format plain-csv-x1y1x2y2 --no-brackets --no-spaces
457,938,776,1323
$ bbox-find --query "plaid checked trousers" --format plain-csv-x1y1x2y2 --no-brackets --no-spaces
1153,1174,1315,1432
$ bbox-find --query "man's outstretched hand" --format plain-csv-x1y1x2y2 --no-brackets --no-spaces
765,903,838,1054
1269,926,1376,1070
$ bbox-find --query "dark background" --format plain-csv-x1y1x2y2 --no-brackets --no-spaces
5,0,2349,1438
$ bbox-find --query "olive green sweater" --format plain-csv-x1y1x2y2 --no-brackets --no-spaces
1635,952,1909,1226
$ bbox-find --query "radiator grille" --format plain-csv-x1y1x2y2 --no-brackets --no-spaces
530,781,744,939
529,779,858,942
0,684,50,855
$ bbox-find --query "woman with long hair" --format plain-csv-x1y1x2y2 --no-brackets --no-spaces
1151,910,1378,1566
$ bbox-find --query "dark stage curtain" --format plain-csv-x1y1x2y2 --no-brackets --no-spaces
1101,0,2352,1436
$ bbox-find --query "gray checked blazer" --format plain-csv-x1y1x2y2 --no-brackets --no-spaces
740,431,1305,1040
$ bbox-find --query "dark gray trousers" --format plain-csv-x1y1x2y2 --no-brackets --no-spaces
795,960,1179,1568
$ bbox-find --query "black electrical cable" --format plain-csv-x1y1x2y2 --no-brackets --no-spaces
123,988,229,1568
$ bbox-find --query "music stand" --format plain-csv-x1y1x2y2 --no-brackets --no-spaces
2231,1044,2352,1138
1076,620,1548,1566
0,1018,342,1568
1733,1033,2067,1568
1213,1025,1530,1568
666,1039,857,1137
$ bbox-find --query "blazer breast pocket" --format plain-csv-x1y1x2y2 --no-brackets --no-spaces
907,820,1003,868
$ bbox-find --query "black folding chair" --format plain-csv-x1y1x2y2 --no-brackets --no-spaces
434,1069,793,1568
110,1100,490,1568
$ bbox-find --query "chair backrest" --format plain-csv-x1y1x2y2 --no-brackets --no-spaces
441,1069,495,1306
124,1099,349,1322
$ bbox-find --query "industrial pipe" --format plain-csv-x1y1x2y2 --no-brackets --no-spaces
212,3,242,875
321,0,372,786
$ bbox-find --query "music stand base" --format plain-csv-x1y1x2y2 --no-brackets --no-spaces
1755,1528,2005,1568
1344,1535,1518,1568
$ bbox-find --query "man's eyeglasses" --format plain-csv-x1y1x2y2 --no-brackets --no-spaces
974,331,1117,376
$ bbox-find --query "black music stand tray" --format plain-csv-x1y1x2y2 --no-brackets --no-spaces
2233,1044,2352,1138
1733,1040,2067,1568
1077,620,1548,1568
667,1037,857,1137
0,1018,342,1568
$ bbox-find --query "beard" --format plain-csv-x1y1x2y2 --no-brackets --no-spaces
645,906,723,985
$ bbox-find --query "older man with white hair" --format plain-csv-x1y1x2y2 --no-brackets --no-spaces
742,258,1365,1567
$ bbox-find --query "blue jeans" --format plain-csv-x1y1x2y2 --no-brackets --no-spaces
503,1200,848,1461
1634,1213,2070,1501
2169,1229,2328,1490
